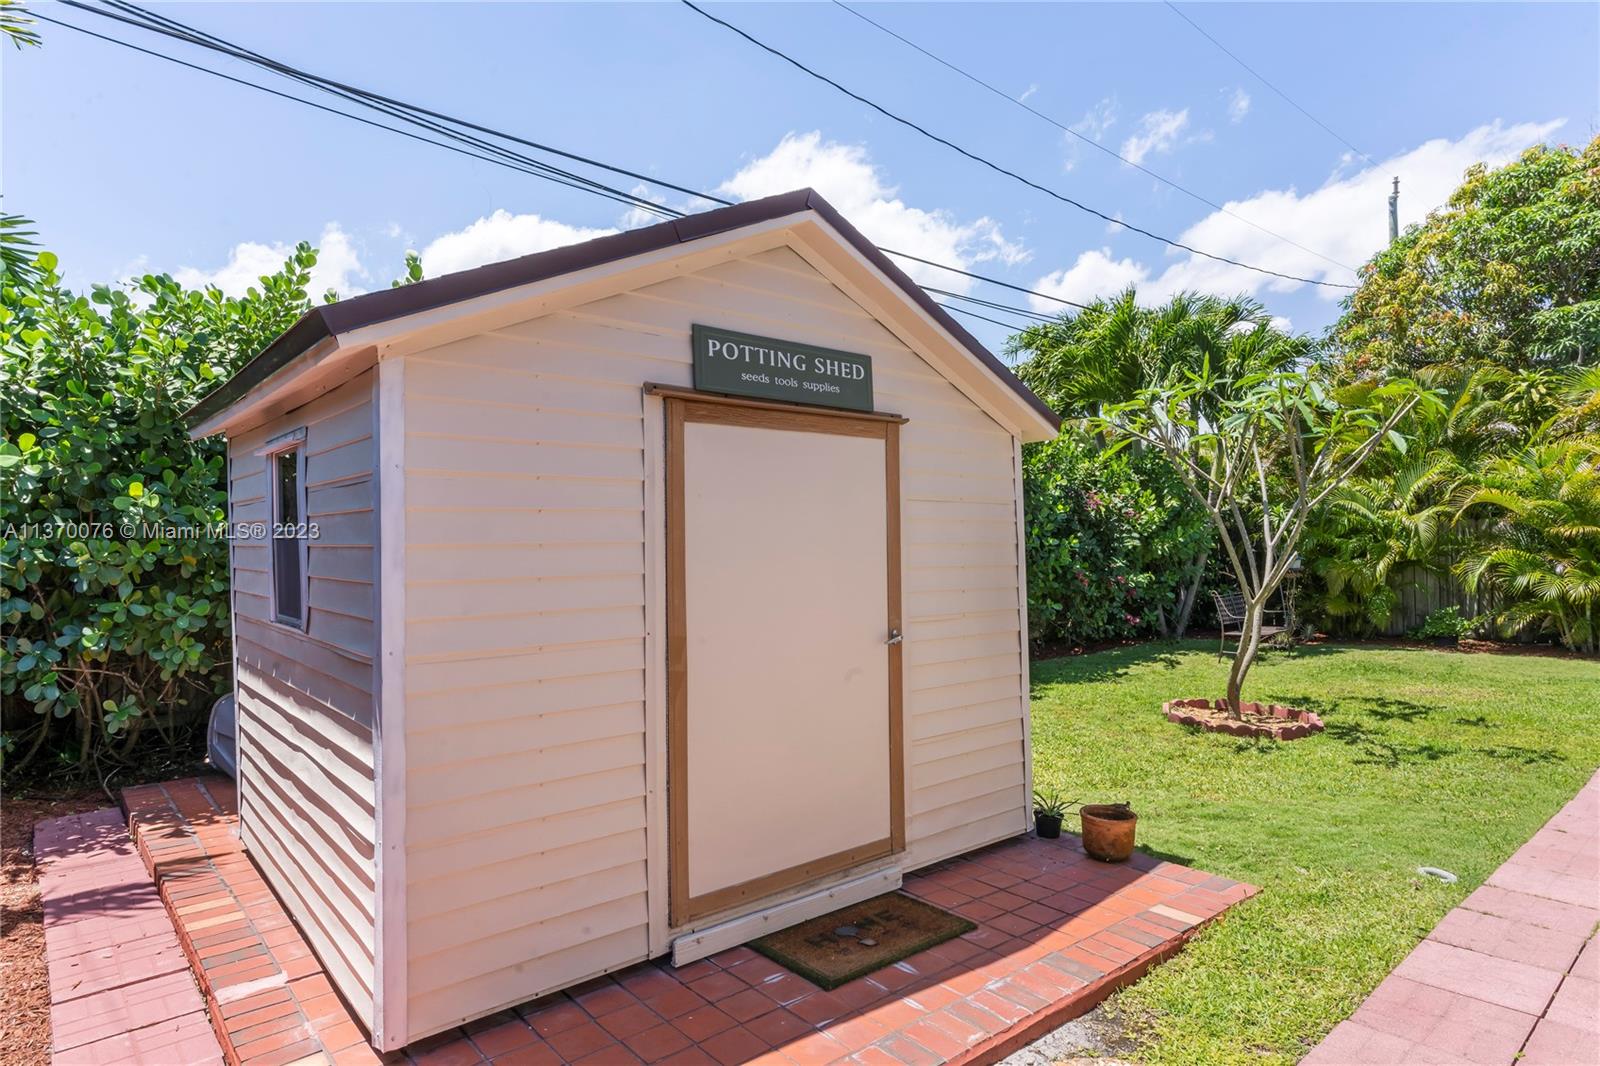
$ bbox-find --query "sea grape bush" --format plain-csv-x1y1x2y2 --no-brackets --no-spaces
0,244,321,778
1023,432,1212,646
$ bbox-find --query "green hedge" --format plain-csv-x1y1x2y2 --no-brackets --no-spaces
1023,432,1212,646
1,245,320,781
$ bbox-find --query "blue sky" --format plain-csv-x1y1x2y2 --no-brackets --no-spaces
5,2,1596,355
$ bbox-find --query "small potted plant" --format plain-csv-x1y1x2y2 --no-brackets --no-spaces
1077,801,1138,862
1033,790,1069,839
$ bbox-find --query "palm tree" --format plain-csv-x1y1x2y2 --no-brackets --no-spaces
1009,288,1307,419
1308,452,1463,631
1457,436,1600,652
2,1,39,50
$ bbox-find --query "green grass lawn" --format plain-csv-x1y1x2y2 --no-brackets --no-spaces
1028,640,1600,1066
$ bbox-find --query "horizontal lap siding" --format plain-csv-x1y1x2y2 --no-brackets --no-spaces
402,324,652,1037
399,245,1026,1036
227,370,378,1029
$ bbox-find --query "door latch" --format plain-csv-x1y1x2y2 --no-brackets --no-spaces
886,629,903,646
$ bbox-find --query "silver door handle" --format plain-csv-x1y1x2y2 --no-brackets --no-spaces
886,630,903,646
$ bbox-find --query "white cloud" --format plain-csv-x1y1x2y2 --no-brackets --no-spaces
719,131,1027,292
1019,83,1040,104
1030,248,1150,307
1227,87,1251,124
418,210,616,276
1120,108,1190,165
1270,316,1293,334
1029,118,1565,312
173,223,366,298
1072,97,1118,142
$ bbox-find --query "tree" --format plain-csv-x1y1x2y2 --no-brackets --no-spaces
1334,136,1600,374
1457,436,1600,653
1010,288,1307,419
1,0,40,49
1011,289,1310,634
1096,368,1429,712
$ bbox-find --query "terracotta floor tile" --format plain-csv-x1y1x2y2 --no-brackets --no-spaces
545,1021,618,1062
644,986,711,1021
719,988,777,1023
673,1006,738,1043
469,1018,541,1057
743,1008,812,1049
689,971,748,1004
487,1042,562,1066
601,1004,668,1042
624,1023,694,1064
700,1026,771,1066
574,982,639,1019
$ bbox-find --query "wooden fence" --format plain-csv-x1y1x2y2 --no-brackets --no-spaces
1380,563,1495,636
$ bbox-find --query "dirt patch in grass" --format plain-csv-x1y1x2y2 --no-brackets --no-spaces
1,791,123,1066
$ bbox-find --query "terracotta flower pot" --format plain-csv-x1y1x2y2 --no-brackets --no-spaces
1080,803,1137,862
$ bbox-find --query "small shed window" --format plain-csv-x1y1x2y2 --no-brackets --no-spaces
270,445,307,627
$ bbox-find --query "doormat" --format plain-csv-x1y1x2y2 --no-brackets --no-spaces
748,892,975,990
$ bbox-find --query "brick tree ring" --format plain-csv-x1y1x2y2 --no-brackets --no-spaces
1162,698,1325,741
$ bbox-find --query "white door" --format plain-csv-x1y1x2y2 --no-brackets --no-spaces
668,400,903,924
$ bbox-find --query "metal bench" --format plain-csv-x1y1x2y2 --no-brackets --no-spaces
1212,590,1287,660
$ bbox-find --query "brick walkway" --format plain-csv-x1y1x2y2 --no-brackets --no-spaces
1305,768,1600,1066
119,776,380,1066
34,807,222,1065
110,777,1254,1066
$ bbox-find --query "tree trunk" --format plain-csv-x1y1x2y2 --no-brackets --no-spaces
1224,598,1267,715
1174,548,1210,638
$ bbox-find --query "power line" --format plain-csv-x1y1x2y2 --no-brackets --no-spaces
45,2,1090,327
924,286,1055,323
937,302,1040,335
832,0,1357,274
100,0,680,220
875,248,1088,310
1163,2,1376,167
50,3,1120,328
59,0,725,212
680,0,1353,290
31,12,675,219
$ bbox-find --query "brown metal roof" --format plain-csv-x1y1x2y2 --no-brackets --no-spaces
185,189,1060,431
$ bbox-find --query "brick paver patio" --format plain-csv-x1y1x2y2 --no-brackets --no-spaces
34,807,223,1065
95,776,1256,1065
1305,768,1600,1066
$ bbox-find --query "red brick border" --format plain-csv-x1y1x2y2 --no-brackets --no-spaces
122,776,1260,1065
121,777,385,1066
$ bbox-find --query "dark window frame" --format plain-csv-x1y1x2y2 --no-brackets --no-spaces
267,439,309,630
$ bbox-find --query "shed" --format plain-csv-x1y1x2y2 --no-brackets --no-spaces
187,189,1061,1050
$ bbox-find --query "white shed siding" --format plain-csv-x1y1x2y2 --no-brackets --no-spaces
399,245,1027,1036
228,369,378,1028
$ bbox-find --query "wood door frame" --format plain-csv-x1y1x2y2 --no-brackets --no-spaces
665,392,905,926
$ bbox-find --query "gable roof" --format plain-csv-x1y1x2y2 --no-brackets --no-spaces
184,188,1059,433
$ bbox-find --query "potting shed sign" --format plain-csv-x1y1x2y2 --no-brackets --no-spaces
691,324,874,412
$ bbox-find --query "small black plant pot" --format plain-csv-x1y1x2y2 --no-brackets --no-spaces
1034,813,1063,839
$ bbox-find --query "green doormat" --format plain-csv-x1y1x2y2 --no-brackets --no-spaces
748,892,976,990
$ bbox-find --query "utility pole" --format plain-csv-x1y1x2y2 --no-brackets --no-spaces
1388,177,1400,244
